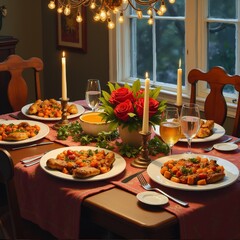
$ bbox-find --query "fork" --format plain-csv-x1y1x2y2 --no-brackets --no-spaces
137,174,189,207
203,137,232,152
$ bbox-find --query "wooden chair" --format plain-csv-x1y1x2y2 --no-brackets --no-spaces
0,54,43,112
188,66,240,137
0,148,55,239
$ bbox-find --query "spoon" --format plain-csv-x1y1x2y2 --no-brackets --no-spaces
203,137,232,152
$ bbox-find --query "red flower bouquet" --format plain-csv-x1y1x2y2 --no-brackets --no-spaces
99,79,167,131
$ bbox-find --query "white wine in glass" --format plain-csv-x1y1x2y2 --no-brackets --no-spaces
85,79,101,112
180,103,200,153
160,107,181,155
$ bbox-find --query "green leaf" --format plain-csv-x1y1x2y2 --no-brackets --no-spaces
101,90,111,101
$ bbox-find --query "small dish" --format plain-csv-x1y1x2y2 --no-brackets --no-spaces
136,191,169,206
213,143,238,152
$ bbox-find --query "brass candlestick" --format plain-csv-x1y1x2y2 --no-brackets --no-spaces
53,98,70,130
131,131,152,168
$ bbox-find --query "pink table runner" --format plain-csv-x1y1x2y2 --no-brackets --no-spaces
2,104,240,239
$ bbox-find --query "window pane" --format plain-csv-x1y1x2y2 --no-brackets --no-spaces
130,18,153,79
156,20,185,85
208,0,236,18
208,22,236,93
208,22,235,74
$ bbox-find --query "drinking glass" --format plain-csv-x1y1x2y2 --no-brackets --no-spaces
180,103,200,153
85,79,101,111
160,107,181,155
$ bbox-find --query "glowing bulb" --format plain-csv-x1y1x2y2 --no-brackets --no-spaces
119,12,124,23
64,5,71,16
136,10,142,19
157,9,163,16
160,3,167,13
148,16,153,25
57,6,63,13
48,1,55,9
169,0,175,3
113,7,119,14
93,13,100,21
100,9,107,21
90,2,96,9
123,0,128,3
147,8,152,15
76,13,83,22
108,19,115,29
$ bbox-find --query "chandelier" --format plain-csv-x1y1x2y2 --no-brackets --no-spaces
48,0,176,29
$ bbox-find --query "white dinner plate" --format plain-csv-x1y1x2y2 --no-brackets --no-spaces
21,102,85,121
213,143,238,152
153,121,225,143
40,146,126,182
137,191,169,206
147,153,239,191
0,120,49,145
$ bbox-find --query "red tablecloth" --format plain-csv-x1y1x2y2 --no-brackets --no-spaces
2,103,240,239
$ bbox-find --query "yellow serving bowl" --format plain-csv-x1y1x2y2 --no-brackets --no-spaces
79,112,112,136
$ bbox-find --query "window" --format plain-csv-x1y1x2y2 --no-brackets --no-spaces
109,0,239,117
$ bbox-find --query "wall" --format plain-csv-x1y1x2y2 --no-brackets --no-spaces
0,0,109,102
41,3,109,102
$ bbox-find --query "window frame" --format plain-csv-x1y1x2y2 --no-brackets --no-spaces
109,0,238,117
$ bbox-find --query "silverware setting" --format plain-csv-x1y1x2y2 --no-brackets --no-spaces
8,113,21,120
203,137,232,152
21,150,50,167
12,141,53,150
121,169,145,183
137,173,189,207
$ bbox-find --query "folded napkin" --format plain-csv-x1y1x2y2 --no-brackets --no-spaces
14,163,114,239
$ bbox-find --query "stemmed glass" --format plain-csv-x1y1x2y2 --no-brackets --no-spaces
85,79,101,112
180,103,200,153
160,107,181,155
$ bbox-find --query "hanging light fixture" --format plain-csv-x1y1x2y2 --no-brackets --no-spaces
48,0,176,29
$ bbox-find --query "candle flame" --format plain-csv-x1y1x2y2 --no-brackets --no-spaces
62,51,65,57
145,72,149,78
179,59,181,68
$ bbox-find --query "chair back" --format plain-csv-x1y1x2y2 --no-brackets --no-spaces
188,66,240,137
0,54,43,112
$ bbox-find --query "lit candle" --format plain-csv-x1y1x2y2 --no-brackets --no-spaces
142,72,150,134
176,58,182,106
61,51,67,100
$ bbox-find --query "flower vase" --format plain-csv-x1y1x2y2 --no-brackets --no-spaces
118,126,143,147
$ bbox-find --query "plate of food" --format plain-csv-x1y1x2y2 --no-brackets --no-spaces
0,120,49,145
40,146,126,181
147,153,239,191
21,99,85,121
153,120,225,143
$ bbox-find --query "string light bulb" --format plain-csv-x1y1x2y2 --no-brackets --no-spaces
48,0,175,29
57,5,63,13
76,11,83,23
48,0,55,9
119,12,124,23
64,5,71,16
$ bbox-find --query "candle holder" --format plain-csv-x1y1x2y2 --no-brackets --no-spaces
53,98,70,130
131,131,152,168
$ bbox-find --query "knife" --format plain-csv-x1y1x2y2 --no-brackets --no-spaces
12,141,53,150
121,170,145,183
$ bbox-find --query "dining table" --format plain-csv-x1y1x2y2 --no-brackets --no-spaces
0,100,240,240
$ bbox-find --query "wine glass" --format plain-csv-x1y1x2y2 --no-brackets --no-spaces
85,79,101,112
160,107,181,155
180,103,200,153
